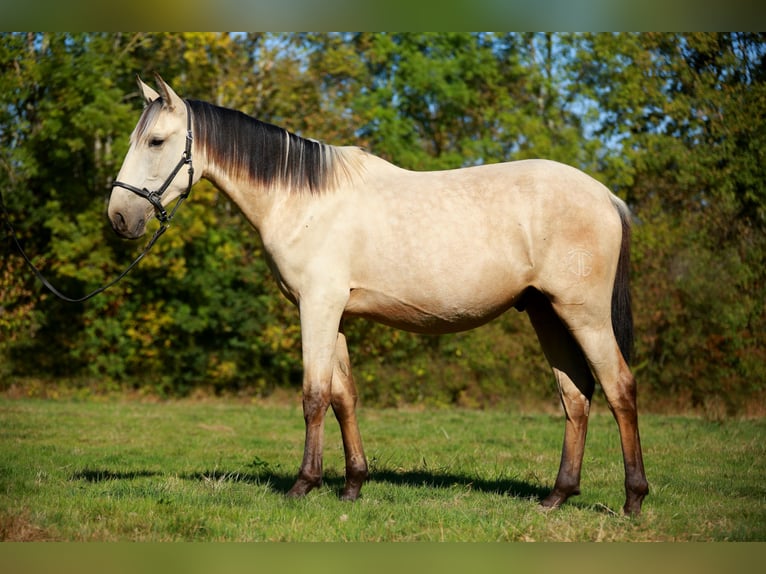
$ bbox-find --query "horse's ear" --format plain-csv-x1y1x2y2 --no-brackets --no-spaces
154,73,184,112
136,75,160,106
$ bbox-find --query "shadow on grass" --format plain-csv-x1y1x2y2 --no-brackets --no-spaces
68,465,635,516
70,466,550,505
71,469,162,482
369,468,550,501
180,467,550,504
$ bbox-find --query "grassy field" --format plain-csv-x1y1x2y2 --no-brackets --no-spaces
0,395,764,541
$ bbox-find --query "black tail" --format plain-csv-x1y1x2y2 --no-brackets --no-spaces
611,196,634,365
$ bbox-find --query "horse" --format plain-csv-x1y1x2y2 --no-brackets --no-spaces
108,75,648,516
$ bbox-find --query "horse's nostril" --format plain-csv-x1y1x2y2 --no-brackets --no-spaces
111,211,126,233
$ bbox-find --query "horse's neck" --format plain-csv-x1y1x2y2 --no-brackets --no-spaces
201,168,276,233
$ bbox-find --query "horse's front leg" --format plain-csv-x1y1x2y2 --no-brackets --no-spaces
286,297,345,499
287,383,331,498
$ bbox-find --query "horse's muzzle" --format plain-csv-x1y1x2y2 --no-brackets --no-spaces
109,210,146,240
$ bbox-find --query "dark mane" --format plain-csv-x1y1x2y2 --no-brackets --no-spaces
188,99,350,194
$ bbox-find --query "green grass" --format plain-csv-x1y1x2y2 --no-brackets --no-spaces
0,396,764,541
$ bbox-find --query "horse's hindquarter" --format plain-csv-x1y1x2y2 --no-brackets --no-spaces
340,158,619,333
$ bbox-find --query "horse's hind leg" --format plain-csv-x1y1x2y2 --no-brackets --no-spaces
526,290,596,509
554,305,649,516
330,328,369,500
588,335,648,515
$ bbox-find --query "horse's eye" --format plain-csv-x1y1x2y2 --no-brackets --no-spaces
149,137,164,148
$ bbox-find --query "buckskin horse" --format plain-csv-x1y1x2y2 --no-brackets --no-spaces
108,76,648,515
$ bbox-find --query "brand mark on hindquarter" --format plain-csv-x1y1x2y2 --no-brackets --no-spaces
566,248,593,277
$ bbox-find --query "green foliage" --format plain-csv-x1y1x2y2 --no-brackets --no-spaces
2,33,765,414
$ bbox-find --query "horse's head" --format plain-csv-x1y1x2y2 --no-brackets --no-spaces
108,75,197,239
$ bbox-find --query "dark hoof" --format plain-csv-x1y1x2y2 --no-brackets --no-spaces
623,492,648,516
339,468,368,501
286,476,321,498
339,482,363,501
622,479,649,516
540,487,580,510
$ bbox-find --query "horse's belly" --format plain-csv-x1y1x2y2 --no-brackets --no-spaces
344,287,523,334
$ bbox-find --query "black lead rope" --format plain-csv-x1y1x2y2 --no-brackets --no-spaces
1,100,194,304
0,195,169,303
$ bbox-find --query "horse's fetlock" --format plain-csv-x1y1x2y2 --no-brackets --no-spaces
627,477,649,497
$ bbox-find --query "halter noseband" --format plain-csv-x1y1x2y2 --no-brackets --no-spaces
112,99,194,224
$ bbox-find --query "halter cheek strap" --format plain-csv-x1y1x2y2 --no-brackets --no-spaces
111,99,194,224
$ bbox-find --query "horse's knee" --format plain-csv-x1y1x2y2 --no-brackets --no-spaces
302,386,331,426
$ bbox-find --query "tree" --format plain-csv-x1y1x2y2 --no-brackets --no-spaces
572,33,766,413
1,33,138,375
3,33,764,413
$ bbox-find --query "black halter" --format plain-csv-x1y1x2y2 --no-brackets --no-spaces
111,99,194,224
